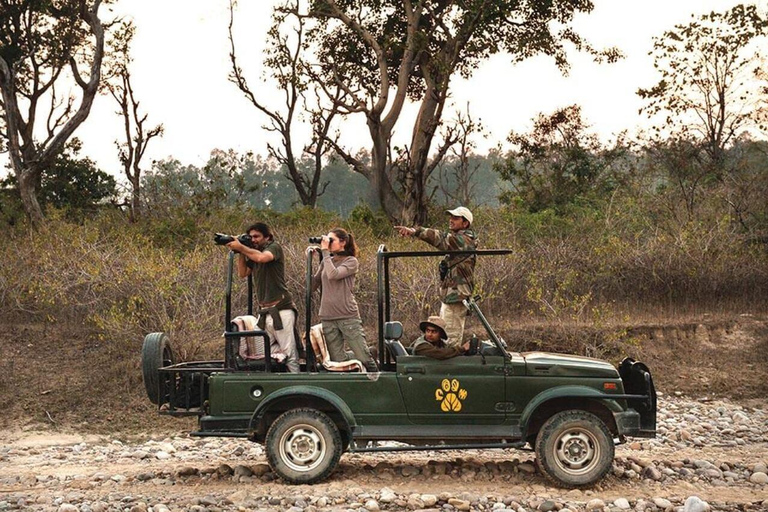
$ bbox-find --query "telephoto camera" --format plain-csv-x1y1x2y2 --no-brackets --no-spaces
213,232,254,248
308,236,324,244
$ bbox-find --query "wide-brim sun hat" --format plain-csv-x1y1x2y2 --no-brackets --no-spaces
419,315,448,340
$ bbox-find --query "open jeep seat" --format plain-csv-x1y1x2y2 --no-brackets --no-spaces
383,321,408,361
308,324,367,372
229,315,287,372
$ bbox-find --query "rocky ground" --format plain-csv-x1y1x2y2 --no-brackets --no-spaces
0,393,766,512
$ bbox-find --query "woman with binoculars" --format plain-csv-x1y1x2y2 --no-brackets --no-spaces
310,228,378,373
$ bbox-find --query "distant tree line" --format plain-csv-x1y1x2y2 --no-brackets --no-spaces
0,1,766,238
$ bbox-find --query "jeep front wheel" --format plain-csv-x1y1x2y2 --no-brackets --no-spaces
534,410,614,487
266,408,342,484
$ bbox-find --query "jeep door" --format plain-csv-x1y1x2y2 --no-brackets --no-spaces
396,355,506,424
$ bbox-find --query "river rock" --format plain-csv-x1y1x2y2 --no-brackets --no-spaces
251,463,270,477
448,498,471,511
683,496,710,512
379,489,397,503
233,465,253,477
177,466,198,477
421,495,437,507
613,498,630,509
586,498,605,510
749,472,768,484
518,462,536,474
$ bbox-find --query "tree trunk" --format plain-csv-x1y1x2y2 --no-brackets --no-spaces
368,118,404,222
130,175,141,223
17,167,44,228
401,81,446,225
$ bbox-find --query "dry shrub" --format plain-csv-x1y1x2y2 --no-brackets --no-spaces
0,203,766,364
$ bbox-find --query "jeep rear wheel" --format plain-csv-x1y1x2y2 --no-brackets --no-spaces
142,332,174,405
266,408,342,484
534,410,614,487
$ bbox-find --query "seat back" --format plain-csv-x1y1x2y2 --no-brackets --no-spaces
308,323,365,372
308,324,329,363
231,315,263,359
383,321,403,341
385,339,407,360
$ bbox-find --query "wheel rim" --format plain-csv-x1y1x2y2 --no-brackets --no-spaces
162,345,173,367
553,427,600,475
278,424,326,473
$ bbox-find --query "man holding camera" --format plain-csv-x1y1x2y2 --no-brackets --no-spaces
395,207,477,346
226,222,300,373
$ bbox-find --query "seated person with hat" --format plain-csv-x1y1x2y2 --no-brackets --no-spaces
411,316,471,360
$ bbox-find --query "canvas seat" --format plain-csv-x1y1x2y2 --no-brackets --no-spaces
230,315,287,365
308,324,366,372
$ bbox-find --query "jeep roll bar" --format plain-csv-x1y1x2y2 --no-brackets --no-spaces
224,251,254,328
463,296,511,360
374,245,514,370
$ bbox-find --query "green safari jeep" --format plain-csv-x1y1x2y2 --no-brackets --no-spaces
141,246,656,487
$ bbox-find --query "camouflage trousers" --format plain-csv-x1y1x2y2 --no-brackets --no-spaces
440,302,468,346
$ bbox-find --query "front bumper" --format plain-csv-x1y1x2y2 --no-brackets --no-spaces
614,410,656,439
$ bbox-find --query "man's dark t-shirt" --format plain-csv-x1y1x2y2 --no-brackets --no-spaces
246,240,293,309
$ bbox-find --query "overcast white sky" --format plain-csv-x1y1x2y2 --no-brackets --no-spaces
7,0,766,179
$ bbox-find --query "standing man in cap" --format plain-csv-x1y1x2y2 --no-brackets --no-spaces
411,316,471,359
395,206,477,345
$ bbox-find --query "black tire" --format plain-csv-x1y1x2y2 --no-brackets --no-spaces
142,332,175,405
534,410,614,488
265,408,342,484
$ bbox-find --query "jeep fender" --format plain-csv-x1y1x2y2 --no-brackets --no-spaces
519,385,624,439
248,385,357,438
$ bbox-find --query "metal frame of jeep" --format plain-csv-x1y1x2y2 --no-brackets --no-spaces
142,244,656,487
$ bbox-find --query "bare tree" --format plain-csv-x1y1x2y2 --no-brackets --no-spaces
289,0,618,224
0,0,107,227
437,105,486,207
638,4,768,170
103,20,163,222
229,0,338,207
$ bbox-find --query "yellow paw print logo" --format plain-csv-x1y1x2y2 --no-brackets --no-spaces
434,378,468,412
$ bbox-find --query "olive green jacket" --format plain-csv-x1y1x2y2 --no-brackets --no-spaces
414,227,477,304
411,336,465,360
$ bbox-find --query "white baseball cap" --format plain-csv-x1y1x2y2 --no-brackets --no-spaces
446,206,473,226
